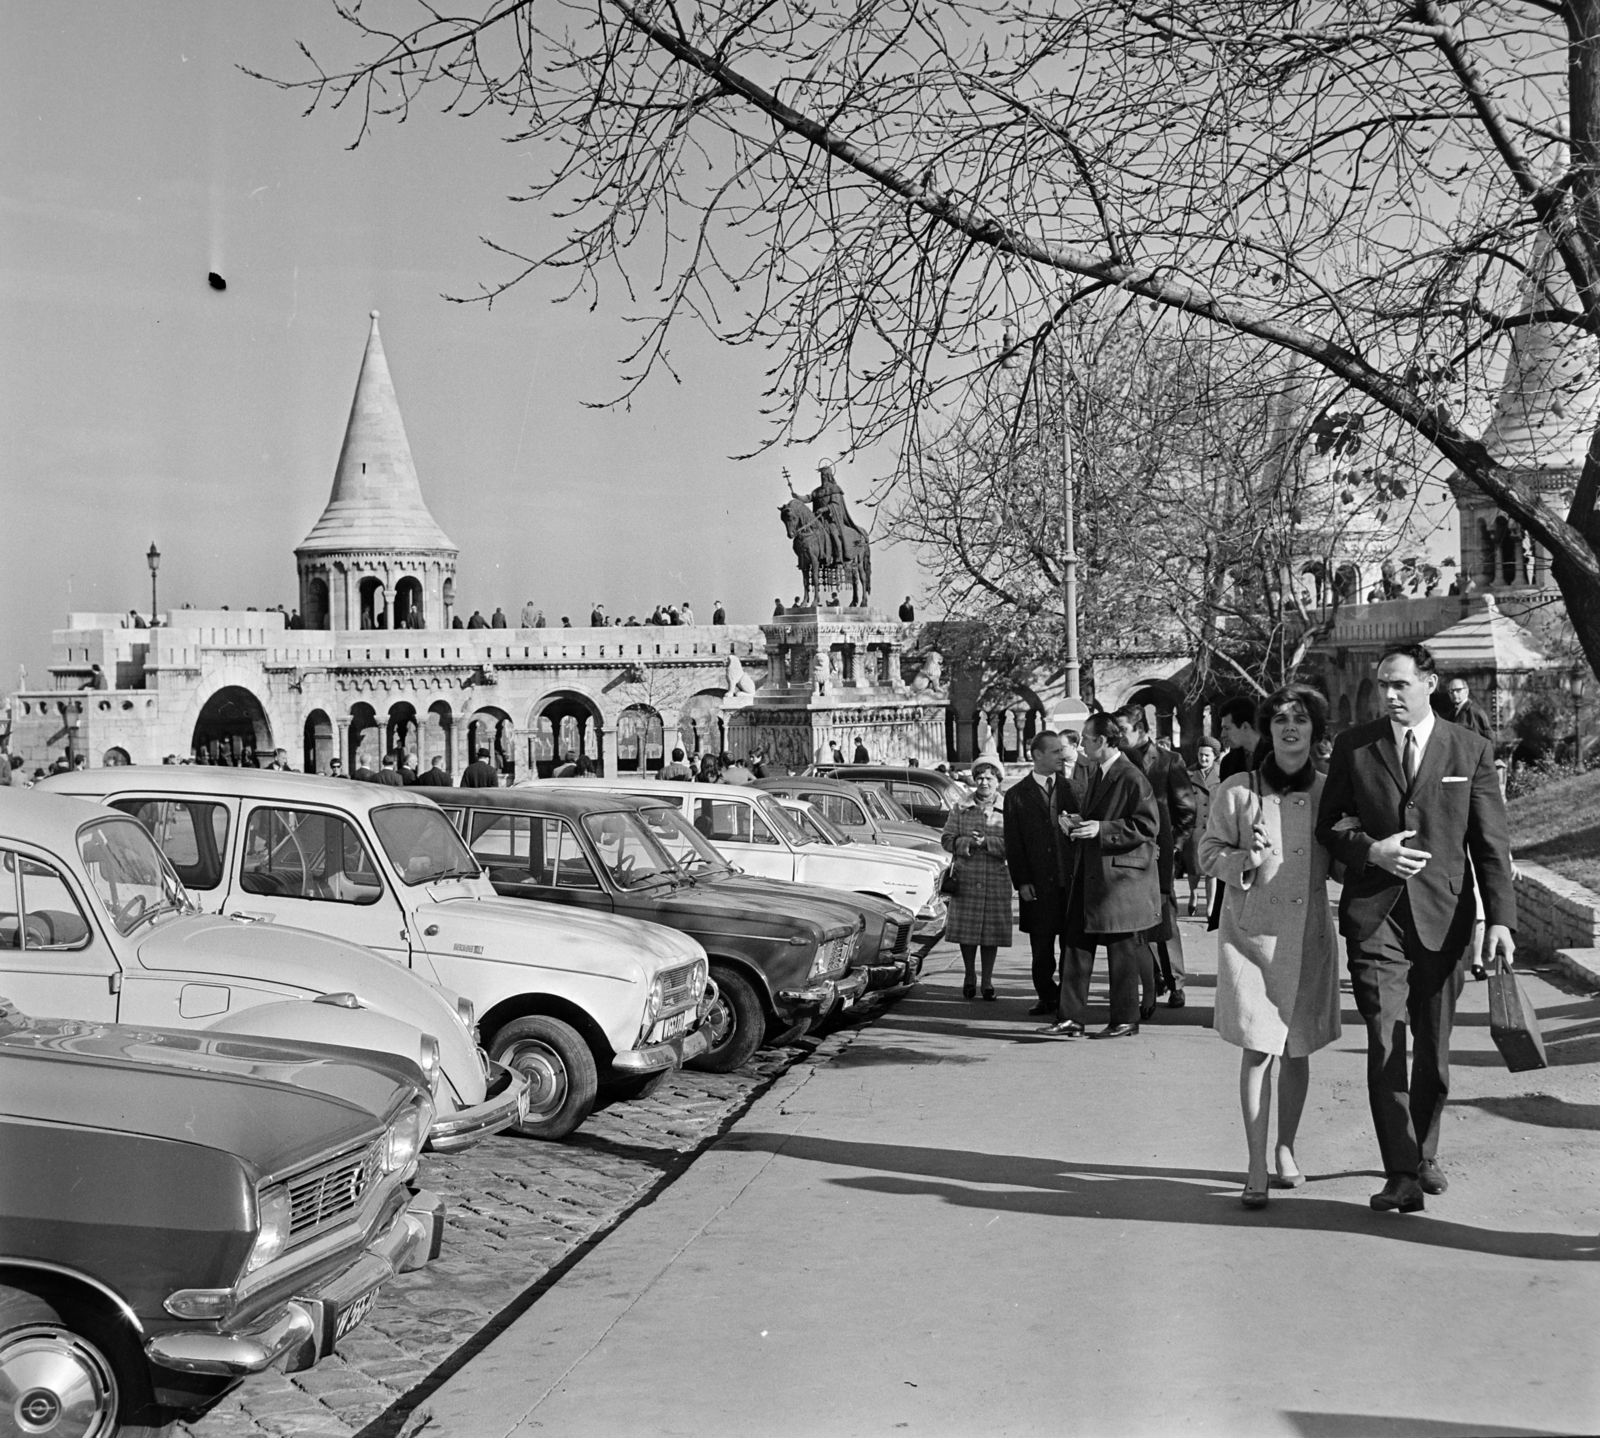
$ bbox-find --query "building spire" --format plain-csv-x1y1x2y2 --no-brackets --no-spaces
297,312,456,554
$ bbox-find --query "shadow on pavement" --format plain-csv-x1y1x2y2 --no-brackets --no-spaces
722,1133,1600,1263
827,1043,986,1067
1456,1094,1600,1130
1282,1411,1567,1437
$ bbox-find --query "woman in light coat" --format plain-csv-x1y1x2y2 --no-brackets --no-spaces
941,755,1012,999
1200,685,1341,1209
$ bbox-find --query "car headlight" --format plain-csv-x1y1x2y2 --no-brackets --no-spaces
456,996,475,1034
383,1097,433,1174
418,1033,442,1093
644,976,664,1027
246,1184,292,1273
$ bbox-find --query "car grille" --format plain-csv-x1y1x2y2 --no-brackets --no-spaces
887,921,912,955
657,962,701,1012
287,1141,382,1239
818,935,853,975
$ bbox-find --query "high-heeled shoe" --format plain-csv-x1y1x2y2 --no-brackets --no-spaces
1240,1186,1269,1210
981,985,997,1001
1270,1171,1305,1189
962,979,977,999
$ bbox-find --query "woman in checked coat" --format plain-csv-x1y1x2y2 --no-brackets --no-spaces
941,754,1013,999
1200,685,1341,1210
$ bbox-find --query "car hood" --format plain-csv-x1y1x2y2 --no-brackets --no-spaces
0,1005,416,1181
702,873,910,925
824,841,942,875
430,894,707,980
135,913,480,1101
879,820,945,850
643,878,854,938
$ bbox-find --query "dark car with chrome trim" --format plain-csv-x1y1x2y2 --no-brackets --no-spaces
421,788,918,1072
0,997,443,1436
803,764,973,829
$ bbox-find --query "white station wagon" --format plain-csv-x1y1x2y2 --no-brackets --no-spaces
0,785,523,1152
529,777,945,939
40,769,713,1140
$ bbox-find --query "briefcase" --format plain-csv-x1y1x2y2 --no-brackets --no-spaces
1487,964,1548,1073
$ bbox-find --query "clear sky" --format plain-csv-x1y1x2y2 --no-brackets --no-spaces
0,1,922,686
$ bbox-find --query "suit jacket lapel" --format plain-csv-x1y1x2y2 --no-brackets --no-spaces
1373,727,1406,793
1082,765,1102,814
1406,721,1451,802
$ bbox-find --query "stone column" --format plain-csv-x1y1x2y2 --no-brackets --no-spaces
335,718,351,771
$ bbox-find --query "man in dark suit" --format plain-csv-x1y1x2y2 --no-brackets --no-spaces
414,756,452,786
1216,697,1260,781
461,747,501,788
1004,730,1069,1015
1113,705,1196,1009
1044,712,1162,1039
1437,675,1494,742
1316,642,1516,1214
373,754,405,787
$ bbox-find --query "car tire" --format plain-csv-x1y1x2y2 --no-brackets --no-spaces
599,1069,670,1105
0,1283,176,1437
689,966,765,1073
489,1016,598,1141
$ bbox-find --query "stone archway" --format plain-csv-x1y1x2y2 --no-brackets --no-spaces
528,690,606,778
387,702,420,767
616,703,665,773
349,702,381,773
679,691,727,760
306,577,331,630
394,577,424,630
358,576,386,630
192,685,272,766
303,709,334,775
467,705,517,781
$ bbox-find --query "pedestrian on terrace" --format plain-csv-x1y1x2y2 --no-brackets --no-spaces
941,754,1012,1000
461,748,500,788
1201,685,1341,1210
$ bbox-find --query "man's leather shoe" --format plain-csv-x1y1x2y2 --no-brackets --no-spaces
1370,1176,1425,1213
1090,1022,1140,1039
1417,1159,1449,1195
1028,1001,1055,1016
1040,1020,1084,1037
1167,987,1186,1009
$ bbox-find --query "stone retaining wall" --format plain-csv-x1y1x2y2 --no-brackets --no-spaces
1512,860,1600,960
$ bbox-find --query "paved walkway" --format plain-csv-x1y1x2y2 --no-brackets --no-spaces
406,914,1600,1438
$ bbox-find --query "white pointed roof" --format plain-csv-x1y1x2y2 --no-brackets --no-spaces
297,313,456,555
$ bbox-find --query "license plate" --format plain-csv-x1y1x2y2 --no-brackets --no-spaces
334,1288,379,1342
657,1010,689,1040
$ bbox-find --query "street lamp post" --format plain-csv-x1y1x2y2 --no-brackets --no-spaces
1052,346,1089,731
1571,670,1587,769
146,543,161,626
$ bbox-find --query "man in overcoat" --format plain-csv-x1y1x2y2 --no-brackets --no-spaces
1114,704,1197,1007
1004,730,1069,1015
1046,712,1162,1039
1316,643,1516,1213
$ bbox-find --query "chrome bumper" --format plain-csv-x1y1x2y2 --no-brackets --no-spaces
146,1189,445,1378
427,1061,529,1152
612,1023,712,1074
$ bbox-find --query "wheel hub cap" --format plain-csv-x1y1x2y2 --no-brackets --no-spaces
503,1041,569,1120
0,1327,117,1438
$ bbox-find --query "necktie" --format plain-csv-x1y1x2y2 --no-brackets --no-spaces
1044,777,1054,804
1403,728,1418,784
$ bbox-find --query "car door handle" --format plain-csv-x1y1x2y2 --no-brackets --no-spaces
229,911,274,923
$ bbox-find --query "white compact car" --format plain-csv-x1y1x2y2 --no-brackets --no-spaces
0,785,525,1151
40,769,714,1140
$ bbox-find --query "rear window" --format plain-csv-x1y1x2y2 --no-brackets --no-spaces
111,798,230,891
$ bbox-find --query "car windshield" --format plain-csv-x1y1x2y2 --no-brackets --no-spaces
635,803,732,875
371,805,482,885
754,794,809,848
861,786,911,823
787,803,848,846
76,817,191,934
580,810,679,888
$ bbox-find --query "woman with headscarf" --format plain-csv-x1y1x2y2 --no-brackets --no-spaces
941,754,1013,999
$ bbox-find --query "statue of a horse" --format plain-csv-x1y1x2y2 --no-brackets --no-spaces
778,497,872,607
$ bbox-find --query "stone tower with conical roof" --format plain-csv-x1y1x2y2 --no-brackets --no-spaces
1449,237,1600,593
295,312,459,630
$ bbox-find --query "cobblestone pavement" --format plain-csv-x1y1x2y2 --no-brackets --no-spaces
178,1009,882,1438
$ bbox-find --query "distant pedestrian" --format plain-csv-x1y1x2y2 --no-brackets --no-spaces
1184,739,1220,916
712,601,727,625
414,756,452,786
830,742,846,764
941,754,1012,1000
467,610,489,629
898,596,915,622
792,595,803,610
491,607,508,629
452,615,465,629
773,598,785,617
1202,685,1341,1209
1210,696,1263,931
626,615,639,626
561,616,572,628
591,604,606,627
521,600,540,628
400,751,419,785
661,747,692,781
668,605,682,625
1437,675,1493,743
373,754,405,787
461,747,500,788
696,753,721,783
328,758,345,779
1004,730,1070,1016
853,736,870,763
680,600,695,625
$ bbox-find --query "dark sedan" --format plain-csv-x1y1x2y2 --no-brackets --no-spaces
805,764,972,828
0,997,443,1436
420,788,919,1073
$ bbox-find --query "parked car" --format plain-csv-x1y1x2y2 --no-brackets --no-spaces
0,787,521,1156
537,777,944,929
420,786,902,1071
752,774,945,856
38,769,714,1141
805,764,972,829
0,994,443,1437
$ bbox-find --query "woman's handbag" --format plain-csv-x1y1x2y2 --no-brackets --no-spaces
1487,960,1548,1072
939,862,960,898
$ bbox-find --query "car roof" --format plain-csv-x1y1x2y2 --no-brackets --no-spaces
416,786,675,819
36,766,441,815
753,775,877,799
518,777,775,802
815,764,965,790
0,785,128,853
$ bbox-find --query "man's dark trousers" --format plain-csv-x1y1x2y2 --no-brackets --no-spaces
1347,893,1466,1179
1058,882,1143,1026
1025,894,1066,1010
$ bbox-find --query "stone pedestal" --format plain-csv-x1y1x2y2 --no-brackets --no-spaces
726,608,946,769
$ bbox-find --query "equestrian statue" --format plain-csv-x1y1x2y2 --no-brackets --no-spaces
778,459,873,607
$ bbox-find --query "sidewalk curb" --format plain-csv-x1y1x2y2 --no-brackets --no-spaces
1553,946,1600,990
391,1047,839,1438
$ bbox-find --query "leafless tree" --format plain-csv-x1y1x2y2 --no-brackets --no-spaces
262,0,1600,666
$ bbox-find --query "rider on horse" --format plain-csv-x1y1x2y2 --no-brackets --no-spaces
803,458,865,568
